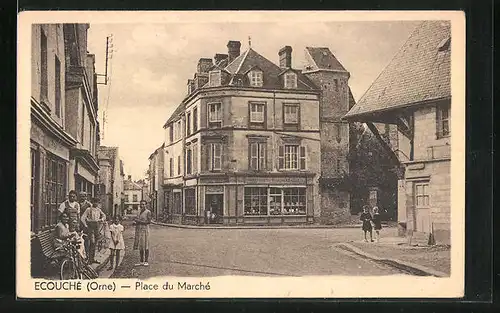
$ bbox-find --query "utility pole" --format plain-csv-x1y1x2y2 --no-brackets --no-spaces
97,35,113,85
96,34,114,140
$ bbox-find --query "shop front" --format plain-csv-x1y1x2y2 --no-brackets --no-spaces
166,172,317,226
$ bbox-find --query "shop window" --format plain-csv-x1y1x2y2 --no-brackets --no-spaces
244,187,307,216
173,192,182,214
184,189,196,215
283,188,306,215
44,153,67,229
244,187,268,215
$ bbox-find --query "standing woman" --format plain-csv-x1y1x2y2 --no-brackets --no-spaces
372,206,382,242
133,200,152,266
360,205,374,242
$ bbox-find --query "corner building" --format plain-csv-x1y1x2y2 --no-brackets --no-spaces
162,41,352,225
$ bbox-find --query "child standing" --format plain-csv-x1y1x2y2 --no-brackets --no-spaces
360,205,374,242
372,206,382,242
108,216,125,270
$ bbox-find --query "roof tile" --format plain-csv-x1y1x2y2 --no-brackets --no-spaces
345,21,451,119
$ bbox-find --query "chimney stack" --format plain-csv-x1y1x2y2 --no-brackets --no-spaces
227,41,241,64
197,58,213,74
214,53,228,65
128,175,131,180
279,46,293,68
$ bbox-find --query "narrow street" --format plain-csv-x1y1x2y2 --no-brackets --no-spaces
112,221,403,278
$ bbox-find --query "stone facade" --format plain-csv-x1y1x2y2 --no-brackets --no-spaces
156,41,355,226
30,23,101,234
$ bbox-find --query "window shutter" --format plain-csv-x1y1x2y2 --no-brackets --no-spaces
250,142,258,170
300,146,306,170
214,144,222,170
278,145,284,170
259,143,266,171
206,144,212,171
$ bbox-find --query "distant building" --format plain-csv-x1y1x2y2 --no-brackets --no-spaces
97,146,124,217
344,21,451,244
123,175,143,213
148,145,165,220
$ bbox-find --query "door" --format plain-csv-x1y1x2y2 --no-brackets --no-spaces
414,182,431,233
205,194,223,224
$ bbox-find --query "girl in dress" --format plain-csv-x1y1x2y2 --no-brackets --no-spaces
133,200,152,266
107,216,125,270
360,205,374,242
372,206,382,242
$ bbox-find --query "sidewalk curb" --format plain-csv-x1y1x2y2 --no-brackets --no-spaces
336,243,449,277
151,221,389,230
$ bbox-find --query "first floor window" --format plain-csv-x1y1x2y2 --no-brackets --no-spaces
177,156,181,175
415,182,430,208
133,194,138,202
192,144,198,174
249,142,266,171
184,189,196,215
125,194,129,202
186,148,192,175
169,158,174,177
244,187,307,216
208,143,222,171
436,104,450,138
244,187,268,215
278,145,306,170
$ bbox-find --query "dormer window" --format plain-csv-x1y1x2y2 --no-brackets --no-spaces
249,70,263,87
284,72,297,89
209,70,221,87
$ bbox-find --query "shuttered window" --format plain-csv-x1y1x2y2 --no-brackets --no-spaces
278,145,306,170
249,142,266,171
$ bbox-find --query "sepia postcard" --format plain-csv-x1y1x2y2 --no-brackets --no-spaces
17,10,465,298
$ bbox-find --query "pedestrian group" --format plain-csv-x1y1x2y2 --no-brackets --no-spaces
360,205,383,243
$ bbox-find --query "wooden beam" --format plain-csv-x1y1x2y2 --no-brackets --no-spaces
365,122,405,179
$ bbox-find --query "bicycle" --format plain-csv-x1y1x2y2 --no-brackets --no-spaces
55,235,99,280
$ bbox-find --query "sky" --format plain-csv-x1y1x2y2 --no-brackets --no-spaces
87,20,421,180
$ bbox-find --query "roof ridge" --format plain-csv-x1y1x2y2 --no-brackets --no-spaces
234,48,251,74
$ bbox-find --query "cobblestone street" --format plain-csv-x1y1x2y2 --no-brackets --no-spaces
112,221,403,278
